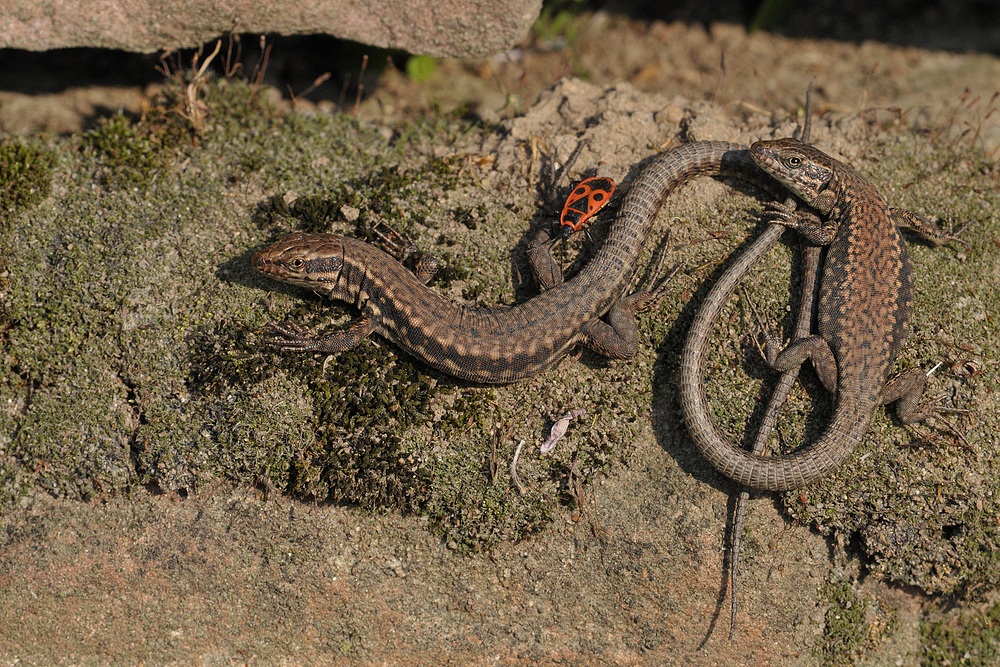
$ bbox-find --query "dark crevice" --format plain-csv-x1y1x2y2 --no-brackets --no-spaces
115,370,160,493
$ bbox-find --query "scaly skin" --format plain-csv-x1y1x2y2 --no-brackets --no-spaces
253,141,783,384
680,138,931,491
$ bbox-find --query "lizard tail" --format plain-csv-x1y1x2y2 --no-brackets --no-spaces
677,223,868,491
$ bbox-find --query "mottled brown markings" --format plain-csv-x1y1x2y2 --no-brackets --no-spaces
680,138,934,491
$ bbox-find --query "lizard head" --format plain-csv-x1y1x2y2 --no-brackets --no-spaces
750,138,835,207
252,232,345,297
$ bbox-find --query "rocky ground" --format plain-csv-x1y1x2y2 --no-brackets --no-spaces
1,8,999,666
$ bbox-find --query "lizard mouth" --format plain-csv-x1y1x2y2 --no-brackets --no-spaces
251,251,286,278
251,252,308,286
251,252,268,272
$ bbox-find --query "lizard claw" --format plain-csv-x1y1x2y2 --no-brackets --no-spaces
737,285,785,367
761,199,799,227
754,326,786,368
264,321,319,351
626,231,678,314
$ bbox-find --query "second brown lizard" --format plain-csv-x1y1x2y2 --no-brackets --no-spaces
680,138,946,491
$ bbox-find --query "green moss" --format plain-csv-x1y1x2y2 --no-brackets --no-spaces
12,67,992,574
250,144,480,255
179,277,567,551
391,114,482,155
252,193,350,234
0,68,579,546
9,360,136,500
428,250,473,287
355,162,464,231
0,139,56,219
292,344,436,509
81,77,279,191
821,578,870,666
189,78,277,135
426,445,552,552
529,1,594,80
818,577,896,667
180,315,428,512
922,600,1000,666
749,0,797,31
533,0,588,44
83,113,169,189
422,392,555,550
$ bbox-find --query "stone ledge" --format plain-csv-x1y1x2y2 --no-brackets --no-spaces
0,0,542,58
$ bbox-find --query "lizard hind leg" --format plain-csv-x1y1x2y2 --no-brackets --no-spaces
879,366,929,423
767,334,839,394
579,261,680,360
878,365,973,448
890,207,970,249
578,233,680,360
621,231,679,315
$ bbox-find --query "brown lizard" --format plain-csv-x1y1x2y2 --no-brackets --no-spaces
679,138,950,492
252,142,787,383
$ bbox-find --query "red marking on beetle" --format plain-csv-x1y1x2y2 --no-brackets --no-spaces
559,176,616,238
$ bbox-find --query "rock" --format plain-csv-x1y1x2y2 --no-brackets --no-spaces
0,0,542,58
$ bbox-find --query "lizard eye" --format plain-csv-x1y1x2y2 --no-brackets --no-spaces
786,156,802,168
290,258,306,270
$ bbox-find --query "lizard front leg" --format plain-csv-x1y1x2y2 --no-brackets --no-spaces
267,306,379,353
371,222,442,284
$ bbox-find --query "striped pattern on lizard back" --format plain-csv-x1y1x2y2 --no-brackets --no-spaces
253,141,784,383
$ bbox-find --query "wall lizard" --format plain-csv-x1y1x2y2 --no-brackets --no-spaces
252,142,787,383
679,138,950,491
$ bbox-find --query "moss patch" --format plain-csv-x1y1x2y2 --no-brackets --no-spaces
818,577,897,667
4,71,998,585
922,599,1000,667
0,139,56,220
0,74,655,551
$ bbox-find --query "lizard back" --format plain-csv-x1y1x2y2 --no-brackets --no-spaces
254,141,780,383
